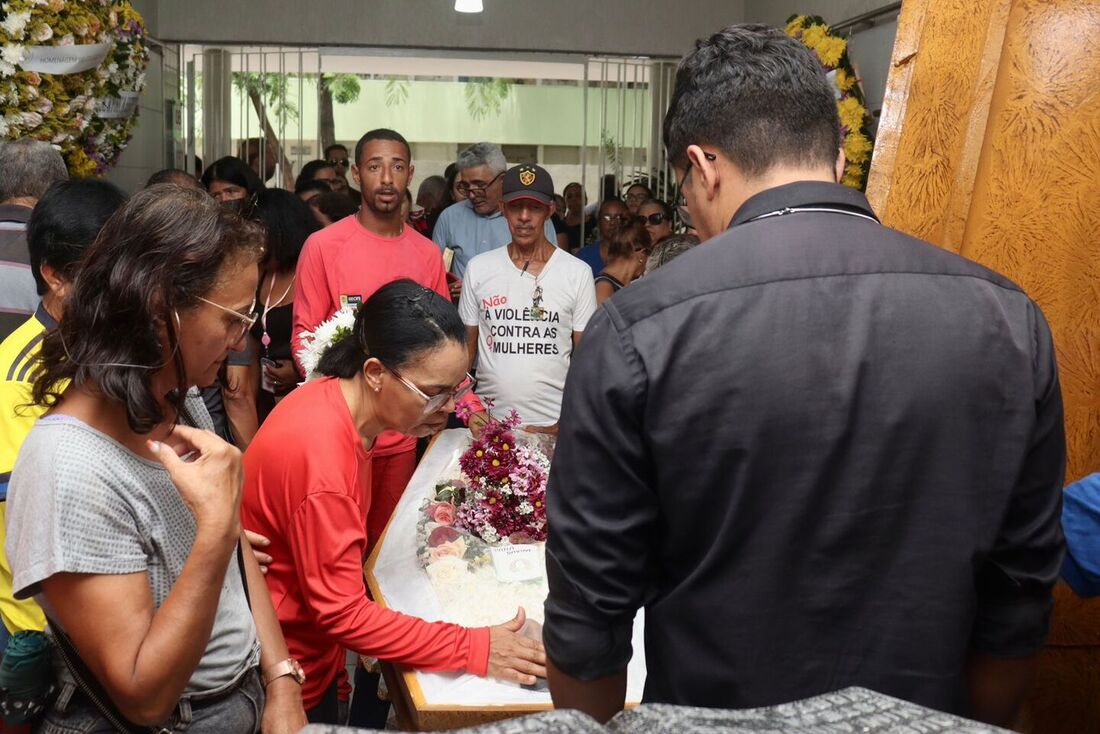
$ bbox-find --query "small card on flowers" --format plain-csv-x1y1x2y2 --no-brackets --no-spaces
489,544,542,583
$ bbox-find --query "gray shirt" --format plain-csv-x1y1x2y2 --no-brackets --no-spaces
6,392,259,693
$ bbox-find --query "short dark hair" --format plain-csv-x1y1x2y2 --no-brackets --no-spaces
599,198,628,216
625,182,652,197
297,179,333,197
295,160,335,193
315,191,359,223
200,156,265,197
32,185,265,433
354,129,412,168
324,143,349,160
638,198,674,220
251,188,320,272
663,24,840,176
318,279,465,379
607,222,652,260
146,168,199,188
27,180,127,295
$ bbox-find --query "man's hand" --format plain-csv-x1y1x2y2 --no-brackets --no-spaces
448,276,463,302
244,529,272,574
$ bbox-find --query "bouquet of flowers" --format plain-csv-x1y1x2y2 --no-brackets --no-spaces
418,410,551,567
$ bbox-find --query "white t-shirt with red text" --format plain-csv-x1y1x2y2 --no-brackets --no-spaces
458,246,597,427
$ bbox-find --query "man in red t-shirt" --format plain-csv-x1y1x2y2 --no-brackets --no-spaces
292,128,464,549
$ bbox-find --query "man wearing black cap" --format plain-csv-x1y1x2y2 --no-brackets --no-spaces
457,164,597,432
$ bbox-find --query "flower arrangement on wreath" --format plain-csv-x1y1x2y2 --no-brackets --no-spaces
0,0,149,176
785,14,875,191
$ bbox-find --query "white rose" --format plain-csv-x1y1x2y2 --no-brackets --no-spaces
31,23,52,42
0,60,14,78
426,557,469,586
0,117,8,138
58,33,74,46
20,111,42,128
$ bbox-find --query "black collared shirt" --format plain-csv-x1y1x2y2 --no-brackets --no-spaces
544,182,1065,715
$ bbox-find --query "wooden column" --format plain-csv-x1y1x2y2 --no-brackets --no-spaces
867,1,1100,730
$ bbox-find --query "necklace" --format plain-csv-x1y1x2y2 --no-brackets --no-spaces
518,257,547,320
260,272,295,353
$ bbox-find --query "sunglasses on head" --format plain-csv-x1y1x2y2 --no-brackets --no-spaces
635,213,668,226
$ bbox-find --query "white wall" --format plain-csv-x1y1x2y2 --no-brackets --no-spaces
154,0,745,58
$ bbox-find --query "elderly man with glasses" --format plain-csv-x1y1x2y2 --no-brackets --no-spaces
432,143,558,290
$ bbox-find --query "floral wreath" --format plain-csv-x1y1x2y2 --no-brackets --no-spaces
785,15,875,190
0,1,149,176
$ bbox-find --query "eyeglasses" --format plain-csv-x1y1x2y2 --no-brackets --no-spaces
635,213,668,226
676,151,718,208
327,157,349,168
456,171,505,198
387,367,476,416
196,295,259,342
599,213,631,223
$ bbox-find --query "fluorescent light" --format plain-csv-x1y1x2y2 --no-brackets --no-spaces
455,0,483,12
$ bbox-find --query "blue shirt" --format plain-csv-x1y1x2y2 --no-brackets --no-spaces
575,242,605,276
1062,473,1100,596
432,199,557,278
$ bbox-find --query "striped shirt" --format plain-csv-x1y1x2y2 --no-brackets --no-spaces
0,204,37,343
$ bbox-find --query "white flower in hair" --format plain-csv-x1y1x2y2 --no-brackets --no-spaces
296,305,358,381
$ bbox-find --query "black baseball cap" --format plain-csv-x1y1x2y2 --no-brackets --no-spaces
502,164,554,205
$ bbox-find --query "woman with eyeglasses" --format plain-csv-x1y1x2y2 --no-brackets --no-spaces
240,279,546,723
636,198,675,246
594,222,652,306
6,185,306,733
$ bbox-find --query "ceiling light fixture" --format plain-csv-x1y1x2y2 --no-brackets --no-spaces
455,0,483,12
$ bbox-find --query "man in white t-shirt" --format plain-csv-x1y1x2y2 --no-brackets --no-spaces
458,164,597,431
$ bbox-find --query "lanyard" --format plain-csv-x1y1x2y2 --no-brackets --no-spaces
260,273,295,350
743,206,881,226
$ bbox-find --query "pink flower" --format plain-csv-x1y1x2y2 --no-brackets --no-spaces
430,502,456,526
428,525,460,547
428,538,467,563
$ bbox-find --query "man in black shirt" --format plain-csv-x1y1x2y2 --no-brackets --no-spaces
543,24,1065,727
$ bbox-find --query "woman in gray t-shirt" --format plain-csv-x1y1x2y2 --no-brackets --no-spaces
6,186,306,733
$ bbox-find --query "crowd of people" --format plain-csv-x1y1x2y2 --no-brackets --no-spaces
0,20,1093,734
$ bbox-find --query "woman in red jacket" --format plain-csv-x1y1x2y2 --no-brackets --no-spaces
241,279,545,723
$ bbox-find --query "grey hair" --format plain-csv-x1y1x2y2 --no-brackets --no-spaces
456,142,506,175
0,140,68,202
645,234,701,275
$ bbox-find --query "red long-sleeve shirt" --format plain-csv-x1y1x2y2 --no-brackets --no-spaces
242,377,490,709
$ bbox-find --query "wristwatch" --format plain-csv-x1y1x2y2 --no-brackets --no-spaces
263,658,306,687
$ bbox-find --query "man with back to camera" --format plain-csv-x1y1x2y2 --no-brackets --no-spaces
543,24,1065,727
